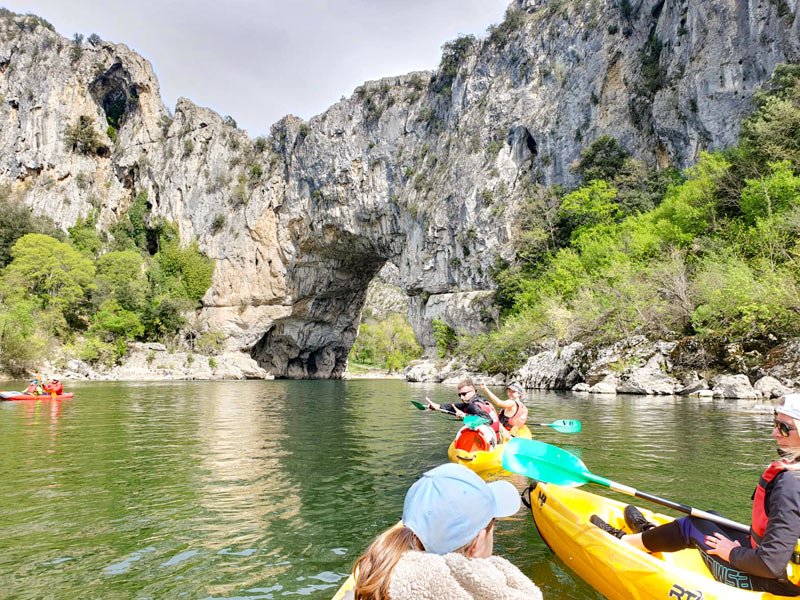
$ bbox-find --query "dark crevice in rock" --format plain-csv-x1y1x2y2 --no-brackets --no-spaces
508,125,538,168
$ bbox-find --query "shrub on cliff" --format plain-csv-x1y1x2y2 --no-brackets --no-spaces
65,116,106,155
471,63,800,374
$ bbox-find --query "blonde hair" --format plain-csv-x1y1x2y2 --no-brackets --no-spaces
353,527,423,600
352,519,496,600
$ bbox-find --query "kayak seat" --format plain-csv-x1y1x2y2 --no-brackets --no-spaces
454,429,490,453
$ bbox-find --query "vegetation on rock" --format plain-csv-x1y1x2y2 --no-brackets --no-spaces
0,192,214,374
461,65,800,375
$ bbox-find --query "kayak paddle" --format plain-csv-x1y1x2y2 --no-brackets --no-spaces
409,400,463,421
409,400,490,428
502,438,749,533
533,419,582,434
463,415,490,428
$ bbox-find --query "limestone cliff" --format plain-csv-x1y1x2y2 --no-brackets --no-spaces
0,2,798,377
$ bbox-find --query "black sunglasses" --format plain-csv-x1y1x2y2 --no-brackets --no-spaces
774,413,797,437
458,390,473,397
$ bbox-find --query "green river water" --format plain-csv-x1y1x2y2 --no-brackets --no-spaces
0,379,777,599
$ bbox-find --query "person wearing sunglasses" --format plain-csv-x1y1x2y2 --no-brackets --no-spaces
427,379,502,446
590,394,800,596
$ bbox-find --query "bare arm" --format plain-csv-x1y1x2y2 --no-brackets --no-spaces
480,382,514,409
426,397,465,418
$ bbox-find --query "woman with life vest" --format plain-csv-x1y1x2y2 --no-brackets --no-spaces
480,382,529,438
24,377,44,395
427,379,502,446
591,393,800,596
352,463,542,600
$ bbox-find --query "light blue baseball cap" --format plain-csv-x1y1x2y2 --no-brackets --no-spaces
402,463,520,555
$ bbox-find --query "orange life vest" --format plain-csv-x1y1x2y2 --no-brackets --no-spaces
501,399,529,428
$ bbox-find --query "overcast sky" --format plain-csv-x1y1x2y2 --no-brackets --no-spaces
5,0,510,136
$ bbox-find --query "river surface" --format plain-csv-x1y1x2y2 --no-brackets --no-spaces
0,379,776,599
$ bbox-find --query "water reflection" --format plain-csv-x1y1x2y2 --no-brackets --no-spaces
0,381,780,599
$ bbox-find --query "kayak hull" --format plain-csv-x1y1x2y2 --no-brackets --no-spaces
330,573,355,600
447,426,532,473
528,481,795,600
0,392,74,401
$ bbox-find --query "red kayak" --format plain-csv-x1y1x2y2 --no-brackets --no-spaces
0,392,74,401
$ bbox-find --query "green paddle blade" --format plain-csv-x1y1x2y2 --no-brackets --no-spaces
463,415,489,429
502,438,597,487
410,400,427,410
547,419,581,434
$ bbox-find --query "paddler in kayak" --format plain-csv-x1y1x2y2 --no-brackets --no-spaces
427,379,502,447
592,393,800,596
352,463,542,600
42,378,63,395
480,382,529,439
24,377,43,395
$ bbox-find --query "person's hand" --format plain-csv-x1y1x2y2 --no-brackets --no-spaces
480,382,488,392
705,532,740,561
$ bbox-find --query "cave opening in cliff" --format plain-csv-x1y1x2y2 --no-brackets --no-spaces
508,125,537,168
103,88,127,128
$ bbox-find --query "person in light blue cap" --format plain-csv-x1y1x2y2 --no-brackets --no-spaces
351,463,542,600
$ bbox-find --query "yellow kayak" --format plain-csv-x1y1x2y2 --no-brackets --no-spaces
447,426,532,473
330,573,354,600
528,481,797,600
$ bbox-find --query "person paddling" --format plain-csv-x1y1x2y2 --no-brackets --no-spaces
428,379,502,446
591,393,800,596
42,379,63,395
24,377,43,395
352,463,542,600
480,382,529,439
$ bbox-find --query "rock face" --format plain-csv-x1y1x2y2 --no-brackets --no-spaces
517,342,586,389
1,6,799,377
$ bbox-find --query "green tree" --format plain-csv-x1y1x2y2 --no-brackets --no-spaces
557,180,621,240
0,298,45,375
432,319,457,358
1,234,95,316
68,213,103,256
575,135,631,182
90,299,144,342
0,194,63,266
349,314,423,369
94,249,147,311
739,161,800,223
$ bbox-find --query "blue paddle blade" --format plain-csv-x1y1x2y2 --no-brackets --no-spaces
463,415,489,429
501,438,591,487
548,419,581,433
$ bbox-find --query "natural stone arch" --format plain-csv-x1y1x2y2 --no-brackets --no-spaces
249,247,390,379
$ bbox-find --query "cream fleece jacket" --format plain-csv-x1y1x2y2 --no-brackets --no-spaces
388,551,543,600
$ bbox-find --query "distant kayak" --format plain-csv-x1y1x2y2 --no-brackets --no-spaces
0,392,74,401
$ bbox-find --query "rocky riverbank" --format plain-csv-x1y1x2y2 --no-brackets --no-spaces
405,335,800,399
32,343,273,382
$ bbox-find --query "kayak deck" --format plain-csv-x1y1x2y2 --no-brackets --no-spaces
529,481,795,600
